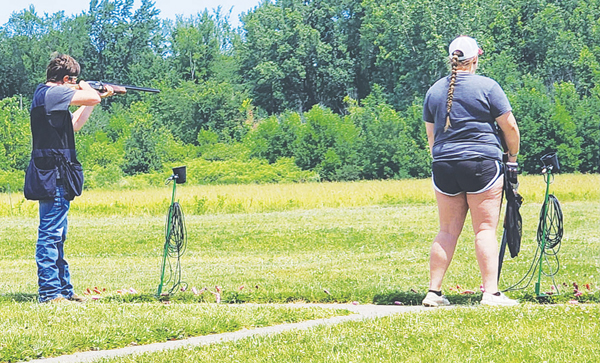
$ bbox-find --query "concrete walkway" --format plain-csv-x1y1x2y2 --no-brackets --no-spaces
28,303,432,363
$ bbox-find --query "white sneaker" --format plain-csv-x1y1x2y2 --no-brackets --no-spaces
481,292,519,306
422,292,450,307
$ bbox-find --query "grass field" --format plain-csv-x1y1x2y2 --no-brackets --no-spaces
97,304,600,363
0,174,598,361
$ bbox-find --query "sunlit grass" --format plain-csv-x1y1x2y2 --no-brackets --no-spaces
0,302,346,362
97,304,600,363
1,202,597,304
0,175,597,362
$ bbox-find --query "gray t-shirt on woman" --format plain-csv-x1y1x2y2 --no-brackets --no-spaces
423,73,512,162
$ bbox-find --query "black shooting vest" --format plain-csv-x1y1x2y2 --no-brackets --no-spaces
24,84,84,201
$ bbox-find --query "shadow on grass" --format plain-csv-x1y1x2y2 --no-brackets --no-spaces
373,291,481,306
0,293,38,303
2,290,597,305
374,290,600,306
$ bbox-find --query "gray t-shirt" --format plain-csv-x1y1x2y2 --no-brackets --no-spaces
45,86,75,128
423,73,512,162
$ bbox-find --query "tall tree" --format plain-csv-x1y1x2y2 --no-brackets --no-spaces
170,8,233,83
86,0,162,84
239,0,355,114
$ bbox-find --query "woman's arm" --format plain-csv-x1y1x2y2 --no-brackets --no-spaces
496,111,520,162
425,122,435,155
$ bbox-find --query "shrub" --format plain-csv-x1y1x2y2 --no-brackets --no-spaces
0,169,25,193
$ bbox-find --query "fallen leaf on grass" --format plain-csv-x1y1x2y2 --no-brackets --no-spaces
210,291,221,303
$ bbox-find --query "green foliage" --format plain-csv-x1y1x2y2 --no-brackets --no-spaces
149,80,247,144
0,169,25,193
170,9,234,83
571,86,600,173
0,96,30,171
239,1,355,114
200,142,250,162
511,77,584,173
122,103,163,175
293,105,361,181
0,0,598,183
244,113,300,163
347,86,430,179
84,164,124,189
184,157,316,185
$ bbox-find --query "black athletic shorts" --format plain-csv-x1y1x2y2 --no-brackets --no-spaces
432,158,503,196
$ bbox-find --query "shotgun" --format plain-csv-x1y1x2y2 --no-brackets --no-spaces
87,81,160,94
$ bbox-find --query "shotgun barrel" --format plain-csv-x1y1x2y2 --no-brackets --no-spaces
87,81,160,94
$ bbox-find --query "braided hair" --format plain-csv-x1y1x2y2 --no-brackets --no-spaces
445,51,478,132
445,52,461,132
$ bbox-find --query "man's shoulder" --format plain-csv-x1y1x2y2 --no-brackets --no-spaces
45,85,76,111
32,84,50,109
45,85,76,98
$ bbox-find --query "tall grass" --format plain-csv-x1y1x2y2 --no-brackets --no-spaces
0,174,597,217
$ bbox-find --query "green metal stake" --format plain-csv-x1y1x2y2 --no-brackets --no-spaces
157,178,178,296
535,168,552,297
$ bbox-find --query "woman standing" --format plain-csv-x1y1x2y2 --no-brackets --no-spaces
421,36,520,306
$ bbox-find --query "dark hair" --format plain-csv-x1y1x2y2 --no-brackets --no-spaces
46,53,80,83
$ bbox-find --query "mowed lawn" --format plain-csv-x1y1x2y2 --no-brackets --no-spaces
0,175,598,361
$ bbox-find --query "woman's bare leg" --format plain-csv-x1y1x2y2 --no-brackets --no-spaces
466,178,503,293
428,191,469,291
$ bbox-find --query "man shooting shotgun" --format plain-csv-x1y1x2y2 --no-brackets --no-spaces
24,53,119,303
87,81,160,94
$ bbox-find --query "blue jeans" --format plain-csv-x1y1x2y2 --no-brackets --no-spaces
36,185,74,302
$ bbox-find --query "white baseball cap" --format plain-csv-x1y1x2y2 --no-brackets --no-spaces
448,36,483,60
